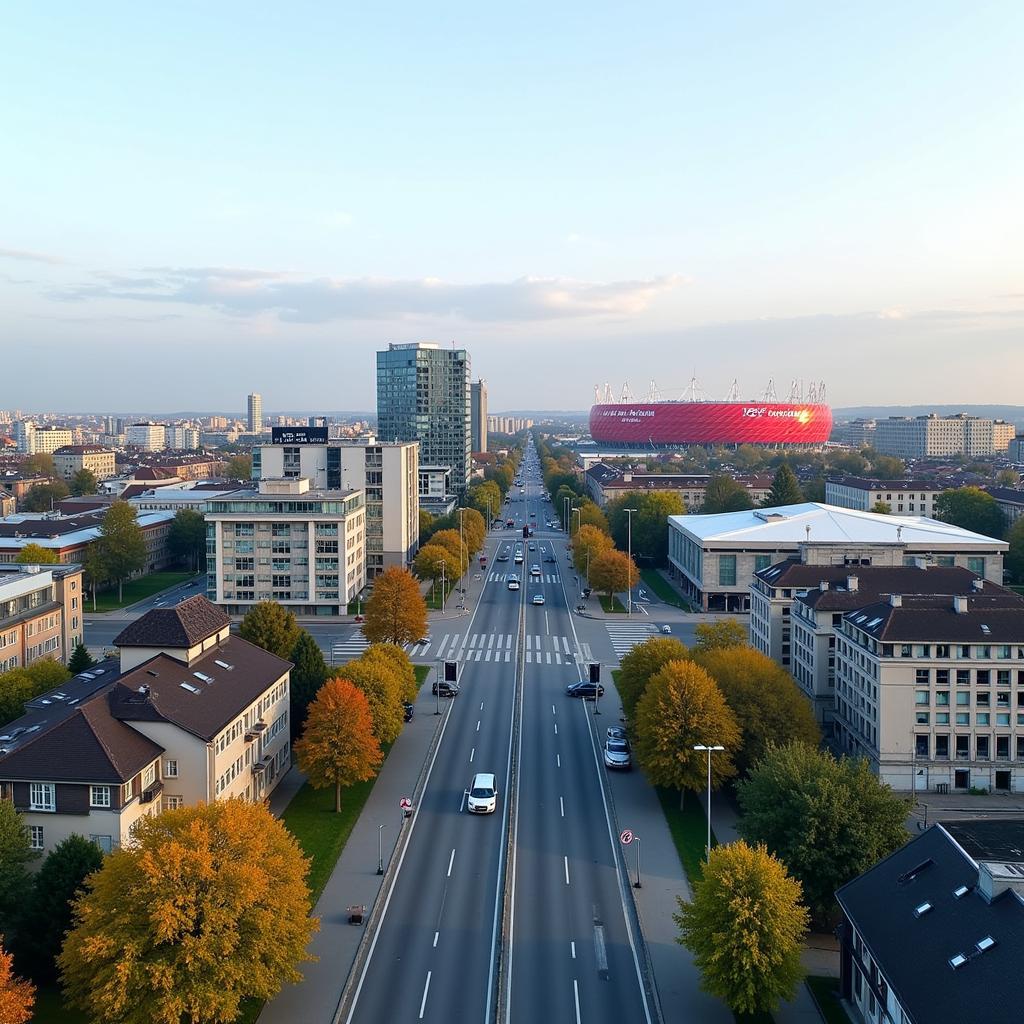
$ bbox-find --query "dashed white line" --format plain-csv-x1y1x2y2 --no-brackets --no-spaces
564,856,570,885
447,848,456,878
554,722,558,735
476,720,481,732
433,931,439,947
419,971,431,1019
573,979,581,1024
556,754,561,768
570,940,576,959
551,704,556,715
560,796,565,818
470,747,475,763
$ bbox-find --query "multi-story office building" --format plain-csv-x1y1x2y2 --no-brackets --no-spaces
1009,436,1024,463
487,415,534,435
825,477,946,517
874,414,1017,459
471,380,488,453
0,596,292,855
126,422,167,451
165,426,201,450
830,418,876,448
253,430,418,577
53,445,117,482
418,466,457,517
247,393,263,434
0,563,85,670
377,343,471,493
14,422,74,456
205,477,365,615
832,590,1024,792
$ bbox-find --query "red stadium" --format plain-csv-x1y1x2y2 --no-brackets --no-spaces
589,401,833,447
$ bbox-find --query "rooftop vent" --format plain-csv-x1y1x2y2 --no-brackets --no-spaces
913,902,933,917
819,581,829,592
179,682,202,694
972,578,985,592
846,575,859,592
146,669,159,677
214,659,234,670
949,953,968,970
897,858,934,886
980,624,991,635
890,594,903,608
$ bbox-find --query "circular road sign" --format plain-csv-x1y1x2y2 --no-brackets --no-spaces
400,797,413,809
619,829,634,846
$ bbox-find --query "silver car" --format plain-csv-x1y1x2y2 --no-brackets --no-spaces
603,737,631,770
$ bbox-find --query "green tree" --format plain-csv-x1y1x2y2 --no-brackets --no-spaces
67,642,95,674
21,482,69,513
701,474,755,514
13,544,59,565
0,662,72,726
239,601,301,661
289,631,328,736
69,469,98,496
1007,518,1024,583
224,453,253,480
737,742,909,924
827,451,869,475
634,660,741,805
870,455,905,478
869,500,891,514
676,840,808,1015
167,508,207,571
338,655,405,746
0,802,32,942
295,677,382,812
362,566,428,646
18,453,55,477
695,647,821,776
693,620,748,653
82,544,108,612
418,509,436,544
616,636,691,724
467,481,502,523
59,801,317,1023
607,492,685,566
589,548,639,601
762,463,804,507
575,499,609,535
17,834,103,983
933,486,1006,539
995,468,1020,487
732,444,769,472
95,501,146,601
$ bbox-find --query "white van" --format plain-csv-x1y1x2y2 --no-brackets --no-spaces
467,773,497,814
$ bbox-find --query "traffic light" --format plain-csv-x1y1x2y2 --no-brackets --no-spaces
444,661,458,683
589,662,601,684
522,525,529,538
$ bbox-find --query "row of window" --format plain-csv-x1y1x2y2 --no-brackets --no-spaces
915,734,1024,760
916,710,1022,727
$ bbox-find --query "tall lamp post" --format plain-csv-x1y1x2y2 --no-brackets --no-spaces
693,744,725,861
377,823,387,875
458,507,466,610
624,507,637,616
563,495,570,534
572,506,581,544
439,559,447,612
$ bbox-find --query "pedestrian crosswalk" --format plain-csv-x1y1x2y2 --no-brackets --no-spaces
604,621,659,662
488,571,560,584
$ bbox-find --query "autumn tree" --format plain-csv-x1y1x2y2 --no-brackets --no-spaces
0,941,33,1024
295,677,383,812
575,499,609,535
762,463,804,507
634,660,741,805
13,544,58,565
737,742,909,924
289,631,328,735
67,642,95,674
95,500,146,601
360,643,418,702
467,481,502,523
362,566,428,647
676,840,808,1015
338,655,405,746
693,619,748,653
933,486,1006,539
695,647,821,776
572,524,614,577
459,507,486,555
413,543,452,597
701,474,755,514
17,834,103,983
59,800,316,1024
616,635,691,724
167,508,207,571
239,600,301,661
588,548,639,601
224,454,253,480
21,482,69,513
430,529,468,578
69,469,98,496
418,509,436,544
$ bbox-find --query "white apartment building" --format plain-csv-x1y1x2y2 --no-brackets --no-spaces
832,591,1024,793
253,431,418,577
825,477,946,517
205,477,365,615
15,422,74,455
126,422,167,451
165,426,201,450
874,414,1017,459
53,445,117,482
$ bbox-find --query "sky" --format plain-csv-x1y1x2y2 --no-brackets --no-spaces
3,1,1023,414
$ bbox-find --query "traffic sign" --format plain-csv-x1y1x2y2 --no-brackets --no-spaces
619,829,634,846
400,797,412,809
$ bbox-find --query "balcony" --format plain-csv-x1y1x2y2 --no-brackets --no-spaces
139,780,164,804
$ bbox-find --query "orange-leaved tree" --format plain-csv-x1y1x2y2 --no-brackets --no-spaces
295,677,383,811
588,548,639,601
362,566,428,646
0,940,33,1024
430,529,468,579
572,524,614,576
334,656,405,747
58,801,316,1024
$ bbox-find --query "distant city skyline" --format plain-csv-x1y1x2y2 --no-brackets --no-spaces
4,3,1023,411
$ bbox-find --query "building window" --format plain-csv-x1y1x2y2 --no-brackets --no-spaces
29,826,43,850
29,783,55,812
143,764,156,789
968,557,984,575
935,735,949,759
915,735,929,757
90,785,111,808
164,796,184,811
165,760,178,778
976,736,990,759
90,835,113,854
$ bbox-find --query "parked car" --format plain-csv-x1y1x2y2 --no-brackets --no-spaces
607,726,627,741
403,701,414,722
566,681,605,699
603,736,631,769
432,680,459,697
467,772,498,814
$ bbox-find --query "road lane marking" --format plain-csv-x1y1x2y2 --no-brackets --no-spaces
554,723,558,735
459,790,467,812
551,704,556,715
545,610,549,634
447,848,456,878
573,979,581,1024
564,856,570,885
480,701,484,710
470,747,475,763
560,796,564,817
433,931,439,948
556,754,561,768
476,720,481,731
571,941,576,958
418,971,431,1019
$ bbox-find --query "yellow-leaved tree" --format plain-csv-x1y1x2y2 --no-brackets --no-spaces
362,566,428,647
58,800,317,1024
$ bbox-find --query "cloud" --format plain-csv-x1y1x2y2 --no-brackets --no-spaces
0,247,64,265
49,267,685,324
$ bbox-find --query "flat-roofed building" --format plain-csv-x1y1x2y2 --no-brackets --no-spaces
53,445,117,482
825,477,947,517
0,563,85,670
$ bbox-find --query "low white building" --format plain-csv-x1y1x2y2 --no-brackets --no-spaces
668,503,1007,612
825,477,946,517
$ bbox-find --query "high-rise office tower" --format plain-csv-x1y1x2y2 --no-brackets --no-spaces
471,379,488,454
376,343,471,493
247,393,263,433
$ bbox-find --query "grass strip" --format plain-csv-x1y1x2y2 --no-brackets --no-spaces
639,568,692,610
805,976,849,1024
599,594,627,613
655,785,718,885
89,571,195,612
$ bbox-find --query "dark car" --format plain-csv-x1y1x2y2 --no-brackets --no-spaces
566,681,605,699
543,552,555,563
432,680,460,698
403,701,414,722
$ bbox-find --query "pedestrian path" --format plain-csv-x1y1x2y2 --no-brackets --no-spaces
604,621,659,662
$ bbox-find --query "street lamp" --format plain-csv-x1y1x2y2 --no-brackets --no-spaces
563,495,569,534
439,559,447,612
624,507,637,616
458,507,466,610
693,744,725,861
377,824,387,874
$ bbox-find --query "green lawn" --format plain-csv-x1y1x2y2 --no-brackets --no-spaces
89,571,194,612
640,568,693,610
806,976,849,1024
426,578,462,610
656,786,718,884
599,594,627,613
414,665,431,688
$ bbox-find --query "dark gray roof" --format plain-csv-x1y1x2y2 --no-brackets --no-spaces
113,595,230,648
837,822,1024,1024
943,820,1024,863
828,476,942,491
985,487,1024,505
110,635,291,741
844,593,1024,642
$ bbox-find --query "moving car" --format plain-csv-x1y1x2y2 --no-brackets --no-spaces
607,726,627,741
497,549,509,562
530,564,541,577
467,773,498,814
543,553,555,563
507,575,520,591
432,680,459,697
532,593,545,605
528,543,536,551
604,736,631,769
565,681,605,699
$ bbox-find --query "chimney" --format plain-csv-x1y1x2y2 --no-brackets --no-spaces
846,575,859,592
819,581,829,592
978,861,1024,902
623,473,632,483
890,594,902,607
953,595,969,614
972,578,984,592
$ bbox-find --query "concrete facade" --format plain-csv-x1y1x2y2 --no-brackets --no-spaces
53,445,117,482
825,477,946,517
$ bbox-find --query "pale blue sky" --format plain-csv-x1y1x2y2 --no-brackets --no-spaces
3,2,1023,413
